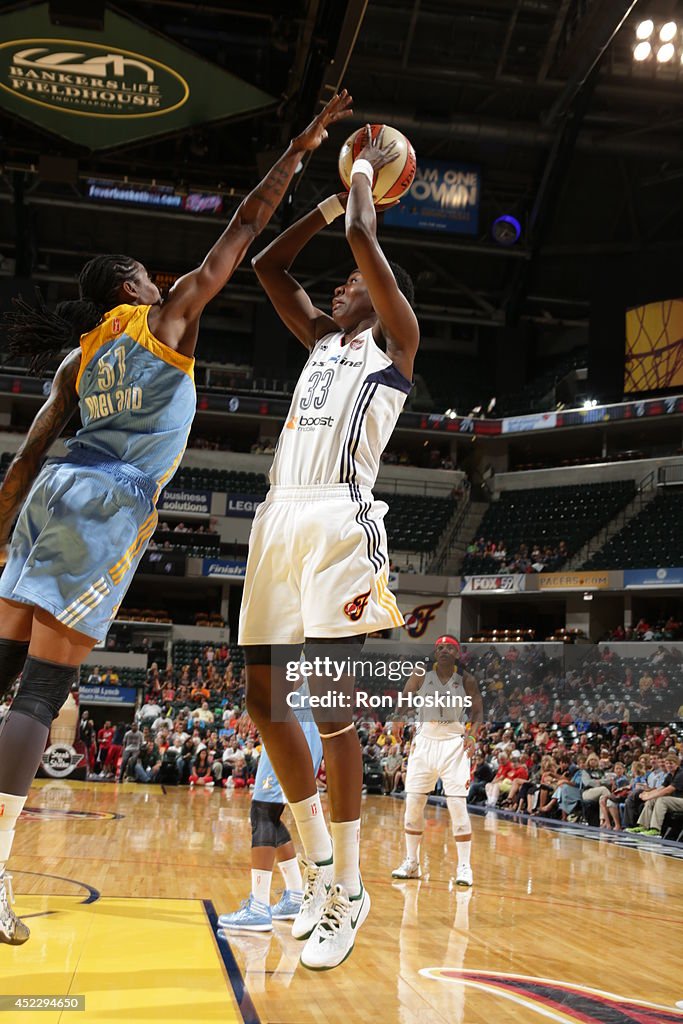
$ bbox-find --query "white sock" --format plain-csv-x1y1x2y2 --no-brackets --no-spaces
406,832,421,863
456,839,471,869
278,856,303,893
251,869,272,905
331,819,361,896
0,793,27,872
288,794,332,863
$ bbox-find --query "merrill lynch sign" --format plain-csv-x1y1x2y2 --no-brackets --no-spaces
0,4,273,148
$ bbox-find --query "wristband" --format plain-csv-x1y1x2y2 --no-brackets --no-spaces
317,195,345,225
351,158,374,186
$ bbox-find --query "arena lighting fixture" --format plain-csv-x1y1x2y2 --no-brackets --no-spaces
583,592,594,601
657,42,675,61
633,40,653,59
660,20,678,41
492,214,522,246
635,18,654,39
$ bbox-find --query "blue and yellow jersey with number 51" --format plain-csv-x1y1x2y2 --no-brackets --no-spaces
65,303,196,495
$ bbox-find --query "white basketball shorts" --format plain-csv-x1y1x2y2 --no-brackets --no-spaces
238,484,404,645
404,732,470,798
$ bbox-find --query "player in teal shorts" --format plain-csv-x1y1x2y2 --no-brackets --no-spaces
0,92,353,947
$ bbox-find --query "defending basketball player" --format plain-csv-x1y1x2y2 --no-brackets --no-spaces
0,91,352,947
218,712,324,933
241,125,420,969
392,636,483,886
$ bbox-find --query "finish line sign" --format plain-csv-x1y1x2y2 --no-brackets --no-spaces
0,3,273,148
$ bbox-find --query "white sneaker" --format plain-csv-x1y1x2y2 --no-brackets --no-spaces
300,882,371,970
455,864,473,887
391,857,421,879
291,856,333,940
0,872,29,946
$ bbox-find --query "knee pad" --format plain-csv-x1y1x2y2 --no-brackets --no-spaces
251,799,285,848
447,797,471,835
11,656,77,728
0,638,29,700
404,793,428,833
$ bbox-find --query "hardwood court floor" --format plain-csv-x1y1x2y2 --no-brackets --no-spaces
2,779,683,1024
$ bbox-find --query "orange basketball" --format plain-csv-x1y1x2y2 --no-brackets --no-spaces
338,124,416,208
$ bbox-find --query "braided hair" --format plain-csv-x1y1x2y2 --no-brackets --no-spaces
387,261,415,308
1,255,139,375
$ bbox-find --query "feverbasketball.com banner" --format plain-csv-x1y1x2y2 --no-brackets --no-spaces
266,640,683,726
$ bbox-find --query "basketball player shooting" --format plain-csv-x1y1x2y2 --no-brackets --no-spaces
392,636,483,886
0,91,351,947
241,123,420,970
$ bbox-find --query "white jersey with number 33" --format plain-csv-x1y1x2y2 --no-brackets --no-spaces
270,328,412,489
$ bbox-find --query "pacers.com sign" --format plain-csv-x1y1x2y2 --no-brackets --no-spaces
1,42,188,117
0,2,273,149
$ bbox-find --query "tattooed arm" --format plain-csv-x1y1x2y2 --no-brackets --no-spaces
151,91,353,358
0,348,80,552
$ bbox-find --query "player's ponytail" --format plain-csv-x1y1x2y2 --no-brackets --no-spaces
0,254,139,375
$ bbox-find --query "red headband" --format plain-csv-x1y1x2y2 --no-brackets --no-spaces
436,636,460,649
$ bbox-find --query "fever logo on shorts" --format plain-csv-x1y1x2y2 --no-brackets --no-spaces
403,600,444,638
344,590,371,622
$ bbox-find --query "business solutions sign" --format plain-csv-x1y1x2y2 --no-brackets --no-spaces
0,4,273,148
385,159,480,235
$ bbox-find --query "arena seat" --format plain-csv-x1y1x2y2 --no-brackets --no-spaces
379,492,456,553
461,480,635,574
584,489,683,569
170,468,268,495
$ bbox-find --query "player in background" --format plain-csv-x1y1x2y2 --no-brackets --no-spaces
242,125,420,969
218,710,324,933
392,636,483,886
0,92,352,946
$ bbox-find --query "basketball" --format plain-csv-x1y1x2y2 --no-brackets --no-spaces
338,124,416,207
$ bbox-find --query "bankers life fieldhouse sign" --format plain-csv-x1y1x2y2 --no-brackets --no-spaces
0,4,274,149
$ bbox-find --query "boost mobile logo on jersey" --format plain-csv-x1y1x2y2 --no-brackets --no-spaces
287,415,335,432
344,590,371,622
0,42,189,118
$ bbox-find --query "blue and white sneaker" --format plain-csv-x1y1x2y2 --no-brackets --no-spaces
218,894,272,932
271,889,303,921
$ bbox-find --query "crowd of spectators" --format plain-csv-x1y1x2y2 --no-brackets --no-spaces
454,642,683,729
605,617,683,642
81,651,256,787
464,537,568,574
48,636,681,844
463,720,683,838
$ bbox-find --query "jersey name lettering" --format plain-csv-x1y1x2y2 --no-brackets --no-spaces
85,386,143,422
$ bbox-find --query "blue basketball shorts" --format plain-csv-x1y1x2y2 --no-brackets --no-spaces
252,718,323,804
0,455,157,641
